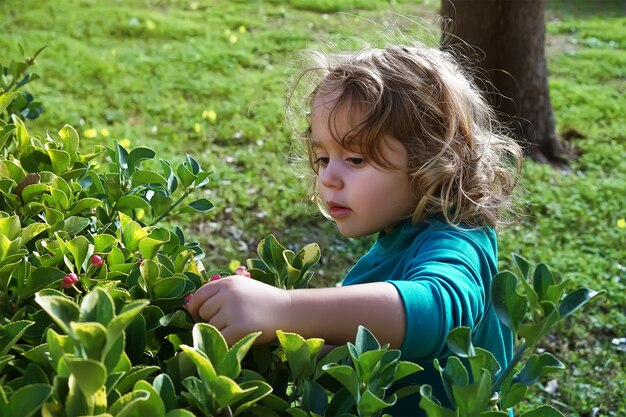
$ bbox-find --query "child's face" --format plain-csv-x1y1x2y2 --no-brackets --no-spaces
310,94,417,238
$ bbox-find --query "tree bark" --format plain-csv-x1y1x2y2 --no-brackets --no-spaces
441,0,567,164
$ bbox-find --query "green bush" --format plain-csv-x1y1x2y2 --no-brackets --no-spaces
0,48,604,417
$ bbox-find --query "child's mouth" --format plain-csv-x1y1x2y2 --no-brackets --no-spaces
327,202,351,217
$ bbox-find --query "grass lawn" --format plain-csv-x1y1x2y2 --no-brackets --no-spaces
2,0,624,415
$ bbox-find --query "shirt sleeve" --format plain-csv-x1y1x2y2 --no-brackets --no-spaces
386,228,494,360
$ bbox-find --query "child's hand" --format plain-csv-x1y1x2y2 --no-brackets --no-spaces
185,275,292,346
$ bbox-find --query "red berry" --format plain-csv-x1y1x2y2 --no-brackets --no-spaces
90,254,104,267
66,272,78,283
61,276,74,288
210,274,221,282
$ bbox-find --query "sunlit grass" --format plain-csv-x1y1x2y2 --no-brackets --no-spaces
2,0,625,414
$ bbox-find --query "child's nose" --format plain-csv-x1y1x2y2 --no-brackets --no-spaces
319,161,343,189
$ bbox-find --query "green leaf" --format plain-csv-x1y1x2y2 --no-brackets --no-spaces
67,197,102,217
5,383,53,417
257,234,287,277
153,374,178,412
152,276,187,299
115,366,160,394
500,383,527,409
117,195,150,211
63,216,91,235
149,190,173,219
120,212,148,252
292,243,321,275
48,149,71,173
440,356,469,389
0,159,26,182
325,388,355,417
66,358,107,397
180,345,218,382
128,147,156,172
21,223,49,244
354,325,381,356
66,235,93,272
276,330,324,380
558,288,603,320
70,322,107,360
446,327,475,358
491,271,527,332
176,162,196,188
192,323,228,370
0,92,18,113
418,385,456,417
93,234,118,253
79,287,115,326
0,320,34,355
181,376,212,415
108,389,150,417
0,354,15,375
301,379,328,415
221,331,261,379
21,183,48,204
519,405,565,417
358,388,395,417
165,409,196,417
356,349,388,383
131,170,167,187
470,348,501,384
132,380,166,417
518,303,560,349
514,353,564,386
58,124,80,156
138,227,170,259
35,293,80,336
390,360,423,384
212,375,258,410
104,300,150,358
314,344,348,380
231,380,273,416
532,263,554,302
48,186,69,210
0,215,20,240
139,258,160,292
321,364,359,399
452,368,493,416
178,198,214,213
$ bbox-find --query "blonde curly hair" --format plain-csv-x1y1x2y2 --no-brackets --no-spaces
288,43,523,229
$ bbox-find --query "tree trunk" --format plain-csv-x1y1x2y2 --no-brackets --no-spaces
441,0,567,164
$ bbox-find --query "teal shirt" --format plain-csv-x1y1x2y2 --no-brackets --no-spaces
342,219,513,416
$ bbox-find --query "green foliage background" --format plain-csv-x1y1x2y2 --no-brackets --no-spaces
1,0,624,415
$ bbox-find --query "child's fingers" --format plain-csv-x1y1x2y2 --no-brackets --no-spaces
197,298,222,324
186,281,220,318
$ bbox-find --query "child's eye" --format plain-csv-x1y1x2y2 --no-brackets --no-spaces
314,157,329,167
346,157,365,166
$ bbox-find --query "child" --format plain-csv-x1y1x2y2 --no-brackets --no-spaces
186,43,523,415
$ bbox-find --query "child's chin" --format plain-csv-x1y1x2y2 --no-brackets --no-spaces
335,224,374,239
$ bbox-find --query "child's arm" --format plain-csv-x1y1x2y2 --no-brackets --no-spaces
185,275,406,348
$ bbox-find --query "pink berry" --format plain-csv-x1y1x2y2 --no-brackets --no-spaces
235,266,251,277
61,275,75,288
210,274,222,282
90,254,104,267
66,272,78,283
183,293,193,309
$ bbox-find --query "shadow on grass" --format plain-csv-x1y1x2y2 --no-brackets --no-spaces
547,0,625,18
